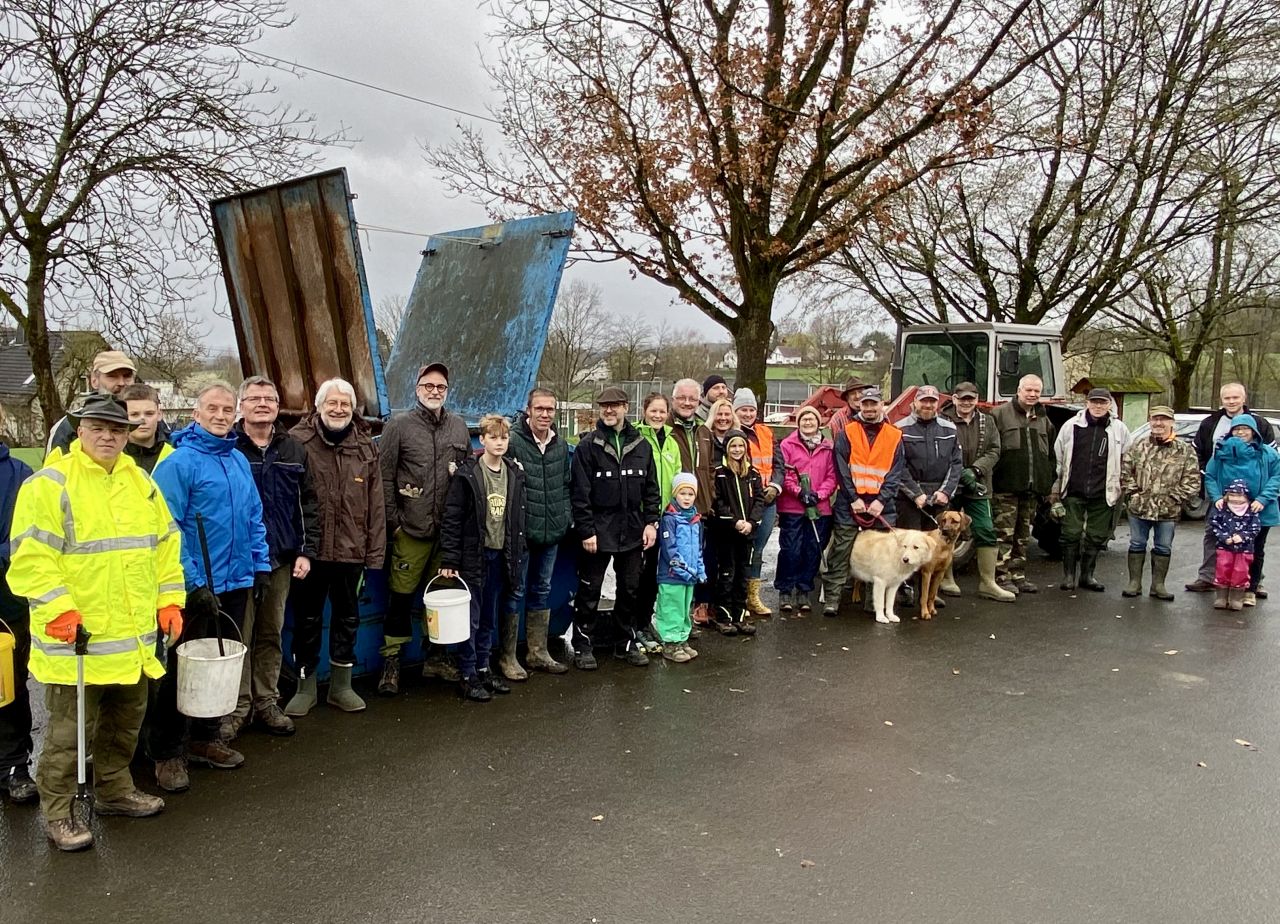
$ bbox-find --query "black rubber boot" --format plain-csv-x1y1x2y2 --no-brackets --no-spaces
1078,548,1106,592
1060,544,1079,591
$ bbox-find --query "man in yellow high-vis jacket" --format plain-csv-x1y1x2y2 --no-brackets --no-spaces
9,394,185,852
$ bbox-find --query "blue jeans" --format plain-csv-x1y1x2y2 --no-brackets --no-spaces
451,548,504,679
750,503,777,580
775,513,832,594
505,540,558,614
1128,516,1176,556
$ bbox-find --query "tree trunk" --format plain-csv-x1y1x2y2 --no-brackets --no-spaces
24,249,64,434
1170,360,1195,412
731,296,777,406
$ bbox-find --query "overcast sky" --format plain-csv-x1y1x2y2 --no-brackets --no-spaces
203,0,730,354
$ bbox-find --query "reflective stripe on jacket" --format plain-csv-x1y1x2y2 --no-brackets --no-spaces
844,421,903,496
9,444,184,686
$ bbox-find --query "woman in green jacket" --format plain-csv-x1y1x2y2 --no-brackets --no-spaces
636,392,684,651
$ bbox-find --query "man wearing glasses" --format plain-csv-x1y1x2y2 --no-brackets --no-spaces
229,376,320,738
377,362,472,695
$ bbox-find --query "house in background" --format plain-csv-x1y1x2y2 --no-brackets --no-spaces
0,327,110,447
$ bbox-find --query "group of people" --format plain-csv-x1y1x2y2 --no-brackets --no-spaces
0,350,1275,853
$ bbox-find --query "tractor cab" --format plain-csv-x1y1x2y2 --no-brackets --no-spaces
890,322,1067,404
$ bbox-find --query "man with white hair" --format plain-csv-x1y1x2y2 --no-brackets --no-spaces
669,378,714,625
989,374,1057,594
1185,383,1277,593
285,378,385,716
151,381,271,792
377,361,471,694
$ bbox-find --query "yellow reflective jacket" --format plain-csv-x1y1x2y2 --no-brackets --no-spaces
9,443,185,686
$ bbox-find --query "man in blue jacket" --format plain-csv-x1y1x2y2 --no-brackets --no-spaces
0,441,34,804
150,382,270,792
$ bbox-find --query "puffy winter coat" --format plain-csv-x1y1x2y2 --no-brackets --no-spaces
506,413,571,546
777,430,837,516
1195,407,1276,469
153,424,270,593
11,444,184,686
657,503,705,585
639,421,684,505
571,420,661,553
380,405,471,539
1204,415,1280,528
235,422,320,567
439,455,527,591
289,414,386,568
1120,435,1200,521
897,414,963,501
991,401,1057,496
1052,410,1131,506
1208,504,1262,553
0,443,33,565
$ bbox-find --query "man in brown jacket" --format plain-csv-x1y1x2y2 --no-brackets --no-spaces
377,361,472,694
285,378,385,717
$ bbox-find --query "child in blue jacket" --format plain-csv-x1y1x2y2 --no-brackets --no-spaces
655,472,705,662
1209,479,1262,611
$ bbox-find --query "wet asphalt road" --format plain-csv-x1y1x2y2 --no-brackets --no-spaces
3,528,1280,924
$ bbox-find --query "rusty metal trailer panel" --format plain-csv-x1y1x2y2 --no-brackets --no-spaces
383,211,576,421
211,169,389,418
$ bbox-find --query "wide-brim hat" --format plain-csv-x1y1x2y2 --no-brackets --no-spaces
68,394,138,429
840,378,868,399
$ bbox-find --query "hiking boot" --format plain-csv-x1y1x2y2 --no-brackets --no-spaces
284,672,318,717
573,650,598,671
779,592,795,614
746,579,772,616
94,789,165,817
479,668,511,695
5,766,37,804
154,757,190,793
460,676,492,702
715,620,739,636
662,644,691,663
218,714,245,743
326,664,367,712
1243,591,1257,608
637,628,663,654
187,740,245,770
45,817,93,852
736,614,758,636
1185,578,1216,592
681,642,699,659
1256,584,1268,600
256,704,296,737
691,603,711,625
616,645,650,667
1213,587,1229,609
422,656,460,683
1015,580,1038,594
1122,551,1145,598
377,655,401,696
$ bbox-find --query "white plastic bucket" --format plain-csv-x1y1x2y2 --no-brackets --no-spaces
423,575,471,645
176,637,248,718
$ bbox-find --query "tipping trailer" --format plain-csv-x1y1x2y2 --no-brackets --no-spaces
211,169,576,680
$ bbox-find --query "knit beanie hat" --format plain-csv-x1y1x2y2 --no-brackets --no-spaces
796,406,821,427
1225,479,1252,499
672,472,698,494
732,387,756,411
701,374,727,397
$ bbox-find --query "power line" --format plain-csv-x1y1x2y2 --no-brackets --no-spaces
241,50,502,125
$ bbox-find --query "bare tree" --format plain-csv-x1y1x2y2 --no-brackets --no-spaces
374,293,408,362
538,280,613,401
0,1,336,430
607,314,659,383
426,0,1090,398
116,306,210,392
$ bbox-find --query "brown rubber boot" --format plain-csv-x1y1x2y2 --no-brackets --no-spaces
497,611,528,681
524,609,568,674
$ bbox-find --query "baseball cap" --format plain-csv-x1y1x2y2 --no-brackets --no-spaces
953,382,979,398
916,385,940,401
859,386,884,403
416,362,449,384
1087,387,1112,401
92,350,136,375
1149,405,1175,419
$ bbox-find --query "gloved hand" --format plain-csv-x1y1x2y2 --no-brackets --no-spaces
45,610,82,644
185,586,218,623
157,605,183,642
253,572,272,608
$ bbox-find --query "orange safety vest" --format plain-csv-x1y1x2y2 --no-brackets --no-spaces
844,420,902,495
749,424,774,481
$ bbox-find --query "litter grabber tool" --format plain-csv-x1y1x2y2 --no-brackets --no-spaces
72,623,93,829
797,471,823,545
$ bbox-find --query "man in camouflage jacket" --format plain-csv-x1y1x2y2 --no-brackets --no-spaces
1119,406,1201,600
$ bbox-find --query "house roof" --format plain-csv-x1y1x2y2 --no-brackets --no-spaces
0,328,107,398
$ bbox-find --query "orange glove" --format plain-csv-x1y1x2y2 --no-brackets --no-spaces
46,610,82,643
157,605,183,639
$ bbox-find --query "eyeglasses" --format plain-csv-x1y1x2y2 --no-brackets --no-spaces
417,383,448,394
243,396,279,405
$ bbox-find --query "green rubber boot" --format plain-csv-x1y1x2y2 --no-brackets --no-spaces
284,671,317,717
326,664,366,712
1122,551,1145,598
1149,552,1174,601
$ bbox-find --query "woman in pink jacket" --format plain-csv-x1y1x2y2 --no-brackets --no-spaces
775,406,837,613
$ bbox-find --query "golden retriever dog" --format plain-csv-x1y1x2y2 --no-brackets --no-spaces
849,528,932,624
918,510,972,620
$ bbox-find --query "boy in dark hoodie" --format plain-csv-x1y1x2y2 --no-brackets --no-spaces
655,472,706,662
1209,479,1262,611
711,430,767,635
439,414,528,702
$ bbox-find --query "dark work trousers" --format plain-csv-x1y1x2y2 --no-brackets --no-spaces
291,561,364,673
0,565,31,776
449,548,504,679
1251,528,1271,592
573,547,643,655
146,588,248,759
775,513,832,595
713,524,754,622
634,545,660,633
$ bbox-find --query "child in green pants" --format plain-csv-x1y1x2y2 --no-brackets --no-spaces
655,472,706,662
